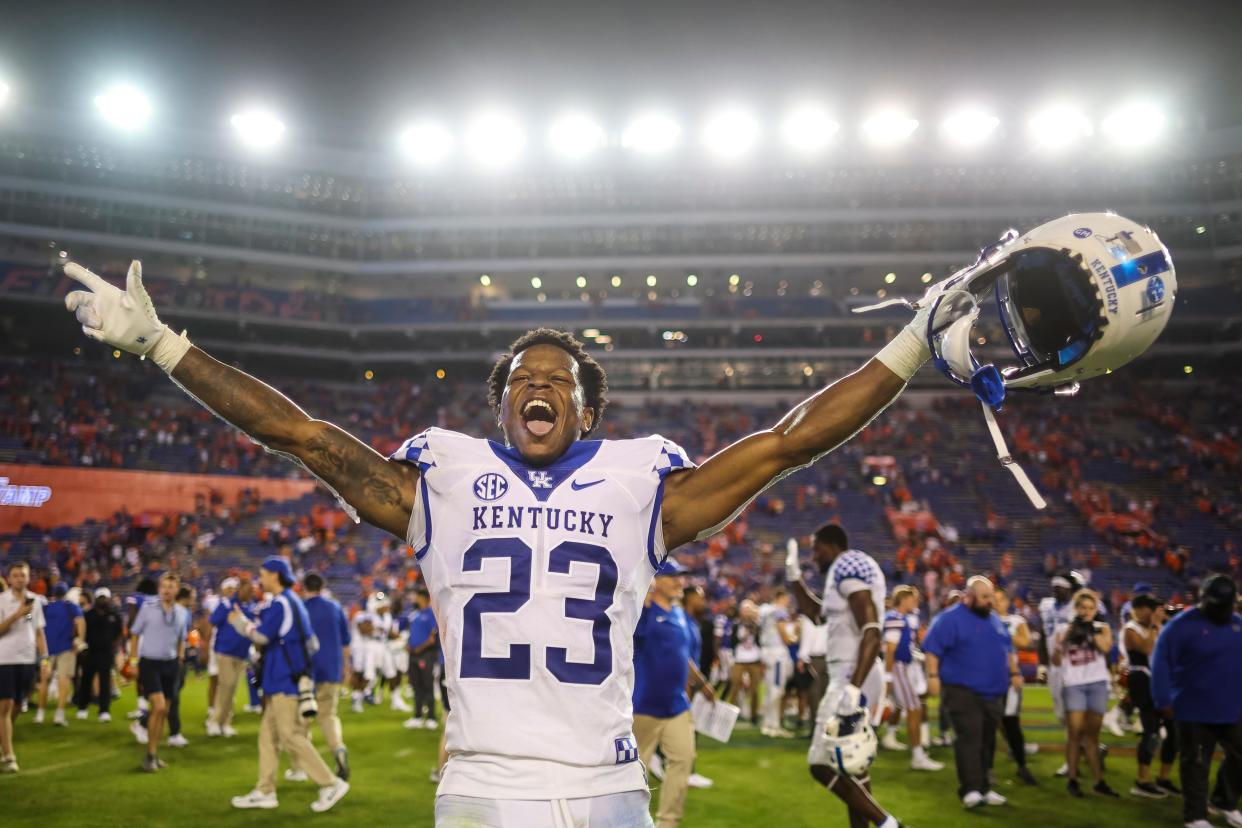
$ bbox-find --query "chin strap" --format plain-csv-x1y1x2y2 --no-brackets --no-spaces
980,402,1047,510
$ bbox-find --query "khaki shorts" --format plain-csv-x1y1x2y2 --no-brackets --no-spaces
51,651,77,679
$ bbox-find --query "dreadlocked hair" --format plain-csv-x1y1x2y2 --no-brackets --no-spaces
487,328,609,436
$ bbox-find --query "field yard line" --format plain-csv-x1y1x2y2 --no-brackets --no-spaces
20,747,129,778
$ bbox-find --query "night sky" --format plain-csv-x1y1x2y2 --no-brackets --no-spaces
3,0,1240,148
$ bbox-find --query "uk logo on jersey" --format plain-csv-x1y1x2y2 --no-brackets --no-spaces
473,473,509,502
614,736,639,765
527,470,554,489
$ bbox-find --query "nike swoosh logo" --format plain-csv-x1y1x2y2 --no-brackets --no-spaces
570,479,604,491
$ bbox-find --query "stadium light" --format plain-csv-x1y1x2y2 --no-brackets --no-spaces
941,107,1000,147
861,109,919,146
575,275,588,288
1101,101,1166,148
622,111,680,155
548,112,606,160
781,105,839,153
1028,104,1092,150
479,274,492,286
464,109,524,167
94,85,152,131
399,121,453,166
530,276,542,289
702,107,760,159
686,274,698,286
230,108,286,149
610,275,622,287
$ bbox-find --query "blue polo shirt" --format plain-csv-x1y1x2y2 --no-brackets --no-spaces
1151,607,1242,724
686,613,703,667
44,599,84,656
406,607,437,656
131,600,190,660
210,596,256,660
633,602,693,719
305,594,351,684
257,590,315,696
922,603,1012,699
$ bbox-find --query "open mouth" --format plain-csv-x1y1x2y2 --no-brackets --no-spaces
521,398,557,437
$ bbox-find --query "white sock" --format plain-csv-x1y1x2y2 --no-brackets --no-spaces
878,816,899,828
137,697,148,712
920,722,930,745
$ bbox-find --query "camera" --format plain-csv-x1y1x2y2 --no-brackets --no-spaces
1066,617,1097,646
297,675,318,719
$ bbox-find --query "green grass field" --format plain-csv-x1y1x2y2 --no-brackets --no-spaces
3,678,1188,827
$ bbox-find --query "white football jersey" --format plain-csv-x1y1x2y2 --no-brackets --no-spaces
1037,597,1073,644
390,428,695,799
821,549,887,664
758,603,790,650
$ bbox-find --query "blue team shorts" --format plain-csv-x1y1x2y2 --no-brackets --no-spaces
1062,680,1109,714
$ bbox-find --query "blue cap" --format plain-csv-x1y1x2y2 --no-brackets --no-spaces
1133,582,1152,594
261,556,295,586
655,558,686,577
52,583,69,597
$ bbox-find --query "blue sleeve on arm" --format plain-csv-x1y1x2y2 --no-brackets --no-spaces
1150,620,1176,709
209,600,228,627
257,601,285,641
72,604,84,619
339,609,351,646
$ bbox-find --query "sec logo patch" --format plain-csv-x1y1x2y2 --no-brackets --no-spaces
473,473,509,502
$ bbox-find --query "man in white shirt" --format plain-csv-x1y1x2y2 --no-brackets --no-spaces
0,562,50,773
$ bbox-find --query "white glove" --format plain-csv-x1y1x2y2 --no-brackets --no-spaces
784,538,800,583
827,683,864,716
64,260,191,372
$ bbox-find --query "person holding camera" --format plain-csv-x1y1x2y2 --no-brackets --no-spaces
1053,589,1119,798
0,561,49,773
227,557,349,813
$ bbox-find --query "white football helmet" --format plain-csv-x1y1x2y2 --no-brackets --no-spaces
865,212,1176,509
814,711,877,777
367,591,391,614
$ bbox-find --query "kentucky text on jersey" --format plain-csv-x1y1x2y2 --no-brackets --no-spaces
471,504,615,536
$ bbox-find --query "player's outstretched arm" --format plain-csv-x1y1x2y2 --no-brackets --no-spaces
662,357,911,550
61,260,418,538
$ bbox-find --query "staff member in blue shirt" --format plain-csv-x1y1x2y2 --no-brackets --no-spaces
206,577,255,737
127,573,189,773
227,557,349,813
34,583,84,727
923,576,1020,810
295,572,352,782
403,587,439,731
1151,574,1242,828
633,559,716,828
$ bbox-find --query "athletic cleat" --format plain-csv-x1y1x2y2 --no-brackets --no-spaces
1157,779,1182,796
403,717,425,730
232,789,279,809
53,709,67,727
98,712,112,723
880,731,907,751
206,720,222,737
962,791,984,809
141,754,160,773
76,709,89,721
222,725,238,738
984,791,1008,806
351,697,364,714
33,708,45,724
1024,742,1040,755
130,720,149,745
1094,780,1121,798
1102,707,1125,738
687,772,714,789
423,718,439,730
1208,806,1242,828
1054,762,1069,777
284,768,309,782
167,733,189,748
311,779,350,813
911,753,945,772
0,757,18,774
390,696,412,713
1131,781,1168,799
